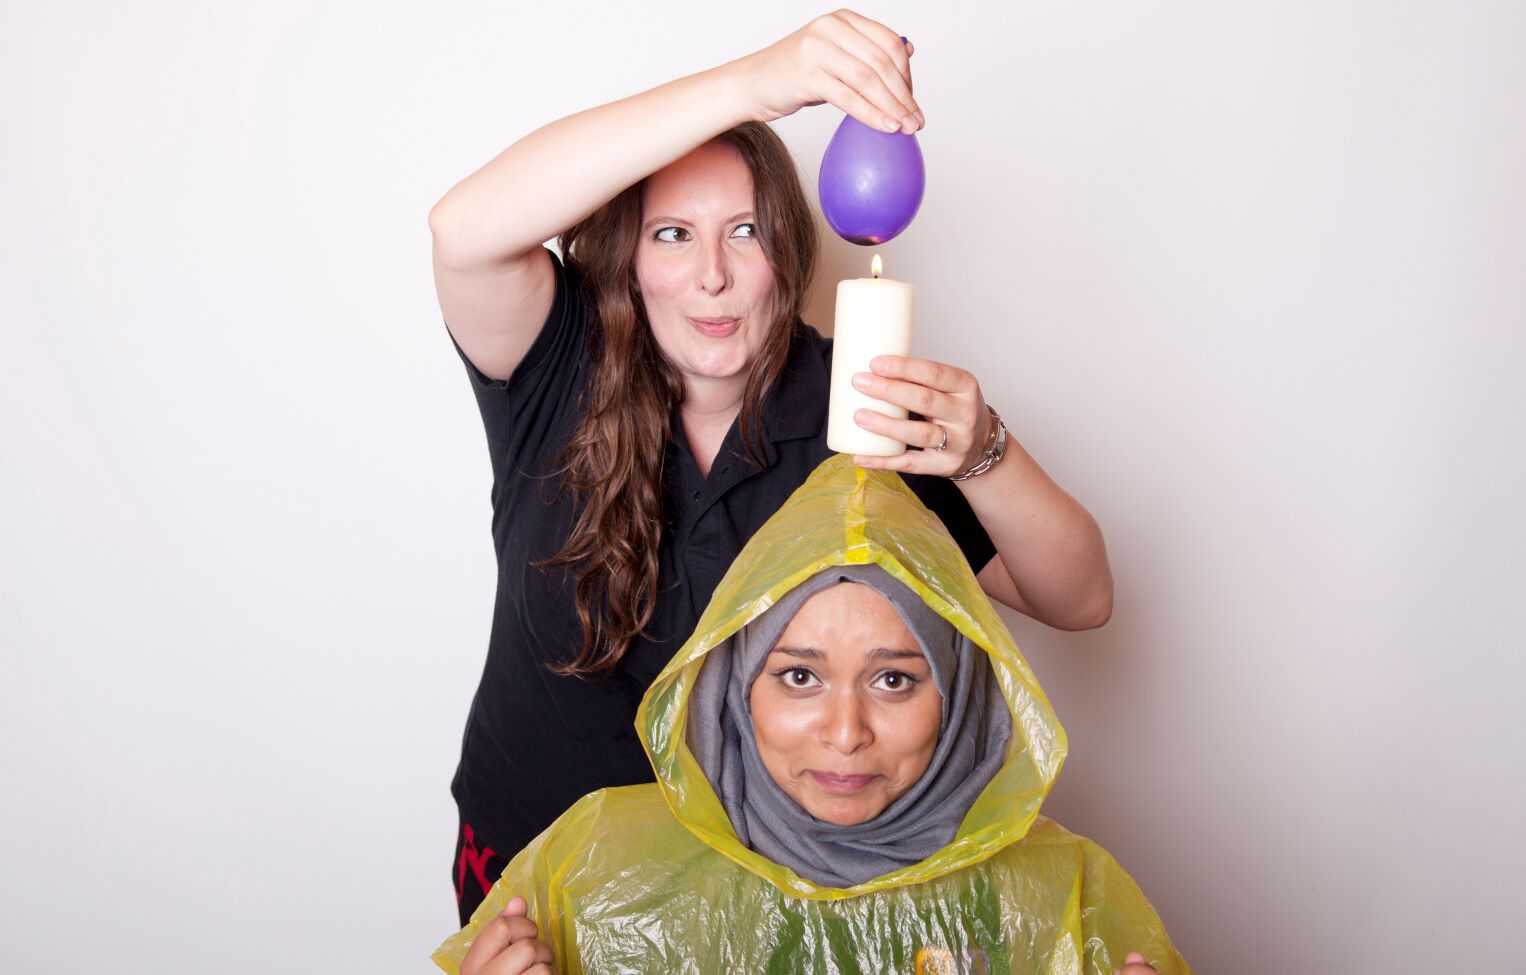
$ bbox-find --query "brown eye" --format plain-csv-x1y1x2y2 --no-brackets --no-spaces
874,670,918,694
773,666,819,690
654,227,689,242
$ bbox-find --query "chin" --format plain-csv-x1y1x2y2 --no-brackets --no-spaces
806,797,885,828
684,349,756,380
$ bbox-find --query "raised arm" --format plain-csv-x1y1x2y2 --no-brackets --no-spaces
427,10,925,381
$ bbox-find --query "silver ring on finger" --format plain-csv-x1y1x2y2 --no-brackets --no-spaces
933,425,949,451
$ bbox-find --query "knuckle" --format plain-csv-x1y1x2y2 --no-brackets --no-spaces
915,387,936,413
502,940,535,967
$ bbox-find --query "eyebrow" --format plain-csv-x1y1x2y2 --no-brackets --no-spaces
642,211,755,231
769,646,925,662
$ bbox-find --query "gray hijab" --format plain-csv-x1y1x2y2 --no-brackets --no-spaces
687,564,1012,888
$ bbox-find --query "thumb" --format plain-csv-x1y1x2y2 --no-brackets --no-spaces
1125,953,1147,964
500,895,528,918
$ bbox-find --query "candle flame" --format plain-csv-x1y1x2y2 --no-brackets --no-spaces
871,254,882,279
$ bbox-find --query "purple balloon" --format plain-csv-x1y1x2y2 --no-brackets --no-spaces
818,114,926,245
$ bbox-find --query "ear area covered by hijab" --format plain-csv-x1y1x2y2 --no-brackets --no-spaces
637,454,1068,900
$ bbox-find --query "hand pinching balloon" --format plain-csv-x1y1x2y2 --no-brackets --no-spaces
818,114,926,245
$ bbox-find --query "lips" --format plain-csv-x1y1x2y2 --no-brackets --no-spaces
805,770,881,794
688,317,740,338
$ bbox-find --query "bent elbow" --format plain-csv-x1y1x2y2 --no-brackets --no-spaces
428,194,483,267
428,198,461,253
1083,592,1113,629
1063,586,1113,631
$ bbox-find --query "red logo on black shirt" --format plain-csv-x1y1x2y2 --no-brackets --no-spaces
455,823,497,903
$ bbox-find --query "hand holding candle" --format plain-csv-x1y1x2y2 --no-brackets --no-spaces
847,354,994,478
827,255,995,474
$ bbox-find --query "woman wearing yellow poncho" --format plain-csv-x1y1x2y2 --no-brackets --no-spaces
435,456,1189,975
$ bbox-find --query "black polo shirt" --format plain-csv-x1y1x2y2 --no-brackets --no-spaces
447,247,996,866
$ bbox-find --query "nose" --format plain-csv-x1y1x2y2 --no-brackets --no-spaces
694,235,731,296
819,688,874,755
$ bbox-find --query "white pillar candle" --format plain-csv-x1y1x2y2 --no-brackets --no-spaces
827,255,915,456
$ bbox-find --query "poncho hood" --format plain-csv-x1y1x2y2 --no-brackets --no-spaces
637,455,1068,899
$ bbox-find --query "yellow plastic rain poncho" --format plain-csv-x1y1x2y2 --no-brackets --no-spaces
435,455,1190,975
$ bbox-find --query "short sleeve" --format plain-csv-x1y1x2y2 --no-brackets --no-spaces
444,247,590,473
905,474,998,575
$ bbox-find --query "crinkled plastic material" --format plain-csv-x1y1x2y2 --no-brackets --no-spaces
435,456,1190,974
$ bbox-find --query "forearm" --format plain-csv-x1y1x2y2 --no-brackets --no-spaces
429,59,760,270
959,438,1114,630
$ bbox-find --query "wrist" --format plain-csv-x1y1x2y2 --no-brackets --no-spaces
960,408,994,472
950,406,1006,481
707,54,771,126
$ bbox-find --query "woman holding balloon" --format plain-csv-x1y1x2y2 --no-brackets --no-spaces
427,9,1114,924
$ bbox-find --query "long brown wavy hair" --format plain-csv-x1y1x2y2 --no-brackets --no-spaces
543,122,819,680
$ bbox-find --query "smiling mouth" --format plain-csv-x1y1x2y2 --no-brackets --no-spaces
688,317,740,337
805,771,881,794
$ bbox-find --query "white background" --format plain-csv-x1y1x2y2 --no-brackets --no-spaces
3,2,1523,972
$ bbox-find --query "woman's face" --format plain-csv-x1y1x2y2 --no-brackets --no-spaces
749,582,943,827
634,140,776,389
